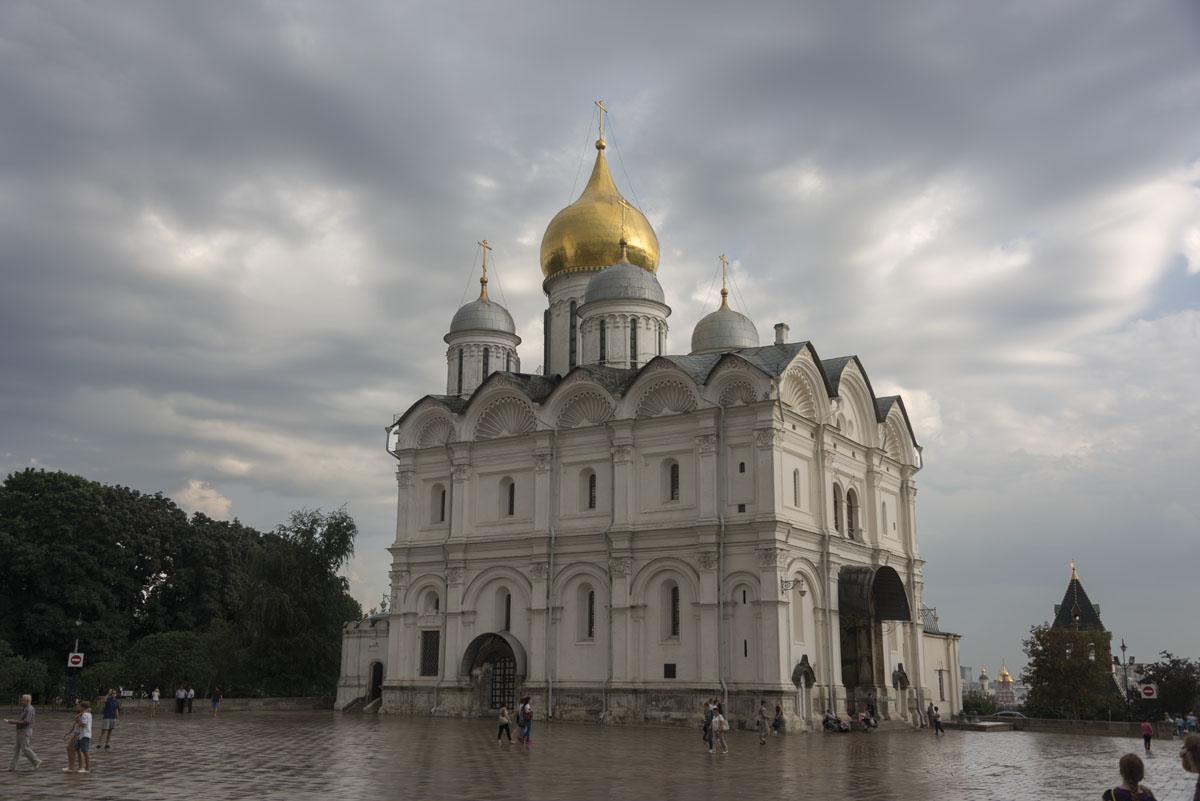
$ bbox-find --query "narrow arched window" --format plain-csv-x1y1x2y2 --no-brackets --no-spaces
846,488,859,539
482,347,490,381
569,300,578,369
599,319,607,364
669,462,680,502
432,484,447,524
588,472,597,510
833,483,844,533
507,480,516,516
668,583,681,638
456,349,464,395
505,351,511,372
504,591,512,631
587,589,595,639
657,323,664,355
738,461,746,474
881,501,888,537
630,316,639,368
500,477,515,517
793,469,801,507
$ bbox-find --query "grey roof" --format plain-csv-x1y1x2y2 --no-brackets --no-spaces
821,356,855,395
690,307,760,354
921,606,959,637
583,260,666,306
447,296,517,336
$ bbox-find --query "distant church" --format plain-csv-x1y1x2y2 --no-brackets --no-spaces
338,109,961,728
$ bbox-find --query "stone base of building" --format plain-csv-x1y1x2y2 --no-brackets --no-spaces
377,682,856,731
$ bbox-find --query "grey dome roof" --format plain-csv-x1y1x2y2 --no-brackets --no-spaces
690,307,759,354
583,260,666,305
448,296,516,336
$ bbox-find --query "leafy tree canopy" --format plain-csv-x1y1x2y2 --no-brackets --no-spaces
1022,624,1123,719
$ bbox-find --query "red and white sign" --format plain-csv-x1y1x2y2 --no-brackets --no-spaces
67,652,84,668
1139,684,1158,699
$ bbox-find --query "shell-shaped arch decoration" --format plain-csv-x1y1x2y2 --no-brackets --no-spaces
557,391,614,429
416,415,453,448
718,380,757,407
882,419,906,462
475,397,537,440
781,369,817,418
636,380,697,418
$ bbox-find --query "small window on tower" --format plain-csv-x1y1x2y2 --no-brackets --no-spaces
663,663,677,679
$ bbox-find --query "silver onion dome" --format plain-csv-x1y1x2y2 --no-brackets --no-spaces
447,297,516,336
690,306,759,354
583,259,666,305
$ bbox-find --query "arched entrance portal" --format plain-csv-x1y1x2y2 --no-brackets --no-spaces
838,565,911,717
460,632,527,715
368,662,384,703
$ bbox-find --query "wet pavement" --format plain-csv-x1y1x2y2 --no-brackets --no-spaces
5,710,1197,800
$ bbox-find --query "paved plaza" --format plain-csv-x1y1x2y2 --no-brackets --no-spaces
5,710,1197,800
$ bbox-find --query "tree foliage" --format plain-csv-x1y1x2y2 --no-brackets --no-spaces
0,469,363,701
1022,624,1123,719
961,690,998,716
1130,652,1200,720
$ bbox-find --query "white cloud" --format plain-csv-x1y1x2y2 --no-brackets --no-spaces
175,479,233,519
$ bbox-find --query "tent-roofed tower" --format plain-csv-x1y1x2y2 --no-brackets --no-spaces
1051,562,1105,631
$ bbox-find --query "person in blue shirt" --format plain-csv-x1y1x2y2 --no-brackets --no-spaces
98,689,120,749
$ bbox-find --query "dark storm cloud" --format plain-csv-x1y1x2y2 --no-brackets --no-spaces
2,0,1198,667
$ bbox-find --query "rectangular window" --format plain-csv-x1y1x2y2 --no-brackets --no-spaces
505,351,511,372
543,310,550,373
938,671,946,701
743,639,748,658
503,593,511,632
670,586,681,637
588,473,597,510
669,463,680,502
482,348,490,380
630,316,638,368
738,462,746,473
737,503,746,513
456,350,464,395
663,663,676,679
419,630,440,677
586,591,595,640
599,320,607,363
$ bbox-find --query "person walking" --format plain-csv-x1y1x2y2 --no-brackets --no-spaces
98,689,119,749
150,688,160,717
497,706,512,744
518,697,533,747
5,693,41,772
712,703,730,754
1101,753,1156,800
1140,720,1153,753
211,688,222,717
174,686,186,714
186,686,195,714
933,706,945,736
702,699,715,754
1178,732,1199,801
756,700,769,745
772,703,784,736
63,700,91,774
926,701,935,730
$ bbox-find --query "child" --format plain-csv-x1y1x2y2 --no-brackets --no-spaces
497,706,512,744
712,704,730,754
63,700,92,774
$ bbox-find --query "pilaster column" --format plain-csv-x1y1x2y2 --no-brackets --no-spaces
753,427,779,520
533,444,553,534
756,547,790,686
695,431,718,522
609,555,633,681
610,421,635,528
528,561,548,682
697,550,720,682
442,565,466,682
449,445,472,540
826,565,846,712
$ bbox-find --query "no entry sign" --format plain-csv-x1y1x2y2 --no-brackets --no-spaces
1140,684,1158,699
67,652,84,668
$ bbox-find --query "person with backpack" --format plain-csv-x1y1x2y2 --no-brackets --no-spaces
702,699,715,753
497,706,512,744
1101,753,1156,800
518,697,533,746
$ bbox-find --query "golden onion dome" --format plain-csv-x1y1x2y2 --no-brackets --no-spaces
540,139,659,279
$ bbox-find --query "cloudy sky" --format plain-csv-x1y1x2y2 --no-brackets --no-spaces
3,1,1198,672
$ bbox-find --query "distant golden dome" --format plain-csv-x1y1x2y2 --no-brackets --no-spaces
540,139,659,279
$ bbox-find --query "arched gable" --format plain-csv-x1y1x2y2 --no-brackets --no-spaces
461,565,534,611
704,354,771,408
392,397,464,451
461,386,539,441
629,556,702,604
828,359,881,448
540,378,617,430
779,349,832,422
724,570,762,601
879,398,920,466
783,556,825,608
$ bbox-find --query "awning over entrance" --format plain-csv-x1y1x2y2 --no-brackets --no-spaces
838,565,911,622
459,631,528,678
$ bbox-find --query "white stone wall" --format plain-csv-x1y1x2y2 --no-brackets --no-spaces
336,617,388,709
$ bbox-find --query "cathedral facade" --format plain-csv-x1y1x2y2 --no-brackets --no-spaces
337,120,960,728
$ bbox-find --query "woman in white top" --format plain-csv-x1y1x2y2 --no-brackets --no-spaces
150,688,160,717
711,704,730,754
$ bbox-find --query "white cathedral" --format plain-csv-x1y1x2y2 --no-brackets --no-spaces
337,116,962,729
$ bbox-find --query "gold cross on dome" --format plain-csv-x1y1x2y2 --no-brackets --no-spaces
719,254,730,308
595,100,608,140
477,239,492,299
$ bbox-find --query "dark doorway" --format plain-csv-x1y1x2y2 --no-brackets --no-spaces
368,662,383,702
838,566,911,714
460,631,527,715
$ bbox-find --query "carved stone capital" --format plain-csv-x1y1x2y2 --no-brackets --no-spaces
756,547,782,568
609,556,633,577
451,464,470,482
754,428,777,449
533,452,553,474
698,550,719,571
446,566,465,585
695,433,718,455
530,561,549,579
611,444,634,464
396,469,416,489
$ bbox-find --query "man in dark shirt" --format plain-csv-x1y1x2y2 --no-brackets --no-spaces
99,689,120,749
5,693,40,771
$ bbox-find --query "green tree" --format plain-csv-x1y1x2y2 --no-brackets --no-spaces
1132,652,1200,719
0,640,50,702
123,631,212,694
1022,624,1122,719
961,690,998,716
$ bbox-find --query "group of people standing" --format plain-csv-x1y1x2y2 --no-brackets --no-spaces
497,697,533,746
